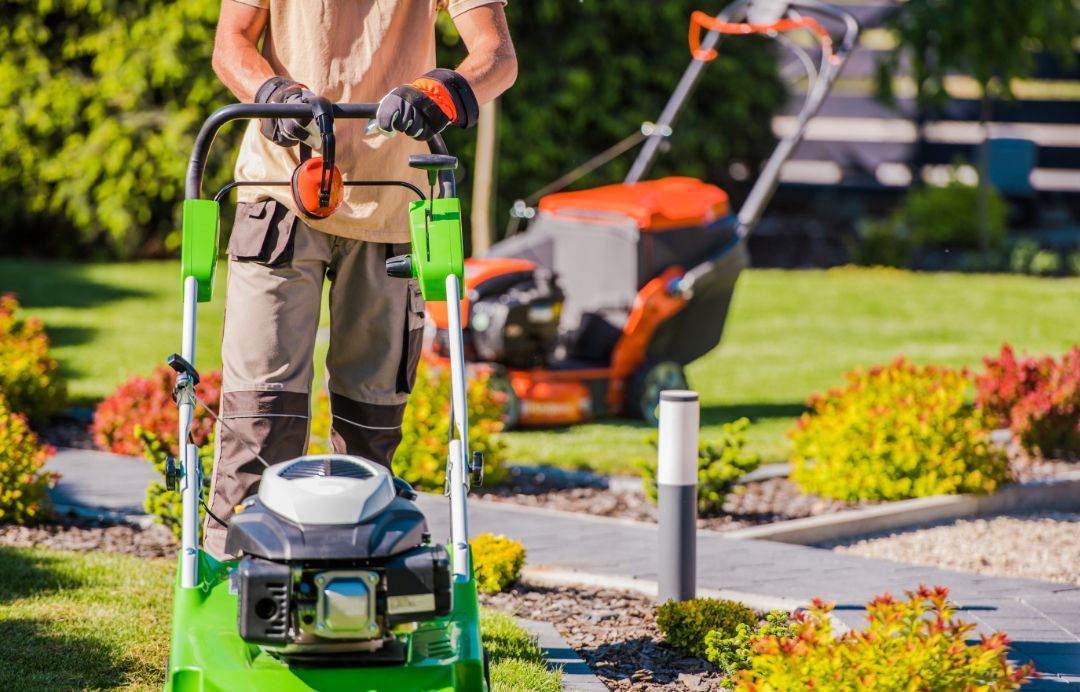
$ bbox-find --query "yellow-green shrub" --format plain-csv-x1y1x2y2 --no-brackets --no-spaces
655,597,758,659
394,361,507,491
0,393,56,524
0,294,66,426
140,427,213,539
641,418,761,516
731,587,1034,690
470,533,525,594
790,359,1010,501
307,362,508,491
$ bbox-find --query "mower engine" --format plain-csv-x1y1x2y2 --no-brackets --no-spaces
225,455,451,664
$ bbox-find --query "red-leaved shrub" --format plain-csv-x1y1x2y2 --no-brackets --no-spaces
975,344,1080,456
92,367,221,455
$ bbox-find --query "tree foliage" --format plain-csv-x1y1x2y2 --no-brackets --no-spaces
439,1,785,235
4,0,784,258
875,0,1079,106
2,0,233,258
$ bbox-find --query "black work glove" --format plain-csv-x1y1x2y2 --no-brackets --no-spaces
375,68,479,141
255,76,320,148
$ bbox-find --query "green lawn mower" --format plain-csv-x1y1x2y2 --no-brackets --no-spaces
165,99,486,691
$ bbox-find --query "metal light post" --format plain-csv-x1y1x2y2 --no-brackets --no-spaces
657,390,699,603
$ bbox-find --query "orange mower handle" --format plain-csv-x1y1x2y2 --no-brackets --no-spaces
688,10,834,63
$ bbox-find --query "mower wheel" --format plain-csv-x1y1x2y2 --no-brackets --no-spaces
487,367,521,429
483,648,492,690
629,360,688,426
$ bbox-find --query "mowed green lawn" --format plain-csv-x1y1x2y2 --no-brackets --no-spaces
3,260,1078,472
0,546,558,691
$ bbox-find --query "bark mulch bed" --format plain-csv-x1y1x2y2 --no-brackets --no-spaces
475,455,1074,532
0,514,177,559
481,582,725,691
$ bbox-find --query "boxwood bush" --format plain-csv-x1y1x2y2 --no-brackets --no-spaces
655,597,758,659
790,358,1010,501
641,417,761,516
0,392,56,524
0,294,66,427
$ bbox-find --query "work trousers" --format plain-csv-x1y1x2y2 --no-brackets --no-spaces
204,199,424,557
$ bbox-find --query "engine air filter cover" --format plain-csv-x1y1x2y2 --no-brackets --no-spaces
259,455,396,526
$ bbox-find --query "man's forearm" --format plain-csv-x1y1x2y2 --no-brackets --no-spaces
212,1,275,103
453,5,518,104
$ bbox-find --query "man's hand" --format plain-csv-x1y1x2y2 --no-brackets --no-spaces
376,68,479,141
255,77,321,149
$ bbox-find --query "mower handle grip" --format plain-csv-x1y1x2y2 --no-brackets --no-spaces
184,102,455,201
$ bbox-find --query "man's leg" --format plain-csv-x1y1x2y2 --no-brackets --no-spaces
325,240,425,469
204,200,330,558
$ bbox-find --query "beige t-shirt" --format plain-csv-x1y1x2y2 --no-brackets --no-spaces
232,0,504,242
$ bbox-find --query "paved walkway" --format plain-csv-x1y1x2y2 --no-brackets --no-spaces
48,449,1080,689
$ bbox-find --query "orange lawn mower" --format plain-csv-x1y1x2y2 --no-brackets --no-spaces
426,0,859,427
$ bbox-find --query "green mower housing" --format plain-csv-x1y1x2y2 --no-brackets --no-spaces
166,551,486,692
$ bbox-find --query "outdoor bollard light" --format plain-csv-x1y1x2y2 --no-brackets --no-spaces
657,389,699,603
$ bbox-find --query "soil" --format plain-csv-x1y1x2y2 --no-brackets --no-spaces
0,513,177,559
481,582,726,691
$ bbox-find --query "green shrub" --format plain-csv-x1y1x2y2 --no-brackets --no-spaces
790,358,1010,501
470,533,526,594
705,610,795,684
730,587,1034,690
642,418,761,516
655,597,758,659
0,294,66,427
0,0,232,258
0,392,56,524
904,177,1006,250
848,217,916,268
393,361,508,492
140,427,213,539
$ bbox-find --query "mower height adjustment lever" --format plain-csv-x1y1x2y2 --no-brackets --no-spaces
167,353,200,387
165,455,180,492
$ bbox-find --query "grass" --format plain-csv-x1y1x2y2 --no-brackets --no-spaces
506,267,1080,473
0,546,560,691
4,261,1079,473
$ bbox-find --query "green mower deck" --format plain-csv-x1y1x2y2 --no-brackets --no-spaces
166,551,487,692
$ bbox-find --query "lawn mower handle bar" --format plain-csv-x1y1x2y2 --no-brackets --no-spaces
184,102,455,201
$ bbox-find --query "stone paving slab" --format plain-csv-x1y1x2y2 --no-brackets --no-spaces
45,447,157,515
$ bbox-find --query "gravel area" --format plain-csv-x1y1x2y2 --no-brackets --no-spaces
41,412,97,450
481,582,727,691
831,511,1080,585
0,515,177,559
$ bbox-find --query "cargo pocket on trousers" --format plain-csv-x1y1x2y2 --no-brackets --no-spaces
227,200,297,266
397,281,426,394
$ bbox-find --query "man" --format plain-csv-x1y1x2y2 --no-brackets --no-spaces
206,0,516,557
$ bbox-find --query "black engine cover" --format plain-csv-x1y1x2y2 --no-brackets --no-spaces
469,269,564,370
236,557,291,645
226,496,428,561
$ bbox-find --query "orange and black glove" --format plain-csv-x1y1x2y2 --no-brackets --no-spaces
376,68,479,141
255,76,320,148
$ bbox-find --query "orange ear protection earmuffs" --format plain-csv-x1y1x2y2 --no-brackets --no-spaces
290,100,344,220
291,156,343,219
